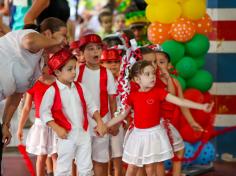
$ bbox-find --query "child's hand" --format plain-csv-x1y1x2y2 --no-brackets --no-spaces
108,125,120,136
95,121,107,136
202,102,214,113
17,129,23,144
54,125,68,139
159,67,170,80
190,121,204,132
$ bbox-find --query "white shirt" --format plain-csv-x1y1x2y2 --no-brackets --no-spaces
0,29,43,101
76,66,117,136
40,80,98,143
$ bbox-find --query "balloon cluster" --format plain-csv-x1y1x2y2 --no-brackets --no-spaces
164,141,216,169
146,0,213,44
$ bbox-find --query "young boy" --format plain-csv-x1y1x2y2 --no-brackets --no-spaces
101,49,124,176
40,48,107,176
76,34,118,176
98,9,113,39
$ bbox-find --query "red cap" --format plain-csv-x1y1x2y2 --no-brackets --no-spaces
48,48,73,74
70,40,79,50
101,49,121,62
78,34,102,49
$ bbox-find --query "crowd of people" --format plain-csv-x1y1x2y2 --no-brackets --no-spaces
0,1,214,176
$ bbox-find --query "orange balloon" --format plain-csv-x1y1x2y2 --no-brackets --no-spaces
147,22,171,44
170,18,196,42
195,13,213,34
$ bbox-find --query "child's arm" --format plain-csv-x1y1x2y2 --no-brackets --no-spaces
175,79,203,131
17,93,33,143
160,67,175,94
108,94,120,136
165,93,214,113
21,31,66,53
106,106,132,128
40,86,68,139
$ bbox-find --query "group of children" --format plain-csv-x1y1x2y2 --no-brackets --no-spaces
16,29,213,176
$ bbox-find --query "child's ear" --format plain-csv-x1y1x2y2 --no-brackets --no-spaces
42,29,52,38
54,70,61,76
167,63,172,70
133,76,140,84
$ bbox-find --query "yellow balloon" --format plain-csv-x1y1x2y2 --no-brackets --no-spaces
146,1,181,23
182,0,206,20
145,0,175,5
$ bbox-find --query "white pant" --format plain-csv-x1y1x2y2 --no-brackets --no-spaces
91,135,110,163
111,126,124,158
55,138,92,176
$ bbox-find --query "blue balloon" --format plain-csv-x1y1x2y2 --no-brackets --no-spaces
182,142,194,168
193,142,216,165
164,159,172,170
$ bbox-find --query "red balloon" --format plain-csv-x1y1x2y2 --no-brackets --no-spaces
184,88,204,103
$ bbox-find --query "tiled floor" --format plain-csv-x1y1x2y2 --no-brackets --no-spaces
1,150,236,176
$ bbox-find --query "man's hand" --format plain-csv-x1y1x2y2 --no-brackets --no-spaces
2,125,12,147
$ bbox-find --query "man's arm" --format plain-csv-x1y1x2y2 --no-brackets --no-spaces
2,92,23,146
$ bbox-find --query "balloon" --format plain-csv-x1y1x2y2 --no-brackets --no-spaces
147,22,171,44
195,13,213,34
145,0,158,5
187,70,213,92
194,55,206,68
183,142,194,168
176,56,197,79
170,18,196,42
145,1,181,23
184,88,204,103
193,142,216,165
185,34,210,57
161,40,185,65
182,0,206,20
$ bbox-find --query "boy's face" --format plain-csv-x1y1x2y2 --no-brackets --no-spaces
143,53,158,70
131,25,146,41
101,15,113,33
115,16,125,31
156,53,169,69
56,59,77,84
102,60,120,77
82,43,103,66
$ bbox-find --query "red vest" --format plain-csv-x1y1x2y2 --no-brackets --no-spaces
77,64,108,117
51,82,88,131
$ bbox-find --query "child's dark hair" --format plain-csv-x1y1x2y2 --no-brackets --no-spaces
98,9,113,23
156,51,171,62
129,60,153,80
139,47,155,55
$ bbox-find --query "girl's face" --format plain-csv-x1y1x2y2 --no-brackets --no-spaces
135,65,156,91
102,60,121,77
101,15,113,33
82,43,103,67
56,59,77,86
156,53,169,69
115,15,125,31
142,53,158,70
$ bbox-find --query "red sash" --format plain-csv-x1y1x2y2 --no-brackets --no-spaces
77,64,108,117
51,82,88,131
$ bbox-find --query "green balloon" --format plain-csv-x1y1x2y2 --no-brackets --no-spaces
161,40,185,66
187,70,213,92
176,56,197,79
172,75,186,90
185,34,210,57
194,55,206,69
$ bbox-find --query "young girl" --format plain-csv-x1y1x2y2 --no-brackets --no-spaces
17,63,57,176
101,49,124,176
155,51,203,176
106,60,213,176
